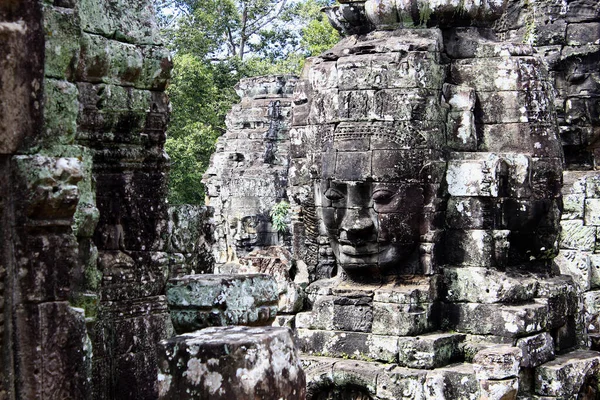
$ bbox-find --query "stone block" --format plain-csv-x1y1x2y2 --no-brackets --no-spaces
585,199,600,226
442,267,539,304
139,45,172,90
563,194,585,219
296,329,399,363
447,302,548,337
590,254,600,289
444,230,494,267
478,90,552,124
473,346,522,380
372,301,437,336
583,290,600,334
516,332,555,368
332,359,379,395
451,58,546,92
302,356,335,396
157,326,305,400
376,365,427,400
585,174,600,198
166,274,278,333
479,123,560,159
43,79,78,147
424,363,479,400
307,61,338,90
478,378,519,400
446,156,502,197
43,5,80,80
566,22,600,46
553,250,591,291
302,295,373,332
559,220,596,251
535,350,600,398
373,277,439,304
397,333,466,369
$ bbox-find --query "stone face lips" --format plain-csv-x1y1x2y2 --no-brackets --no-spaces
157,326,306,400
166,274,279,333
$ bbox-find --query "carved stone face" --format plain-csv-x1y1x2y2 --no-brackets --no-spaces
319,146,426,273
228,214,272,252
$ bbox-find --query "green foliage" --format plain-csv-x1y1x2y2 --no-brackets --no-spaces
165,123,220,204
270,201,290,233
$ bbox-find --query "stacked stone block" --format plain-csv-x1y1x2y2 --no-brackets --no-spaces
203,76,297,264
1,0,174,398
279,2,600,398
160,272,306,399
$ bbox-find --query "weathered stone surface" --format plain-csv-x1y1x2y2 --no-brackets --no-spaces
443,267,539,304
157,326,305,400
376,365,428,400
424,363,479,400
166,274,278,333
559,220,596,251
479,378,519,400
16,302,91,400
372,301,438,336
398,333,465,369
516,332,555,368
535,350,600,398
204,76,296,266
473,346,522,380
237,247,306,313
553,250,591,291
447,302,548,337
167,205,214,276
297,329,399,363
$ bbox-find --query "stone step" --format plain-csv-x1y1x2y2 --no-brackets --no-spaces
301,355,521,400
534,349,600,398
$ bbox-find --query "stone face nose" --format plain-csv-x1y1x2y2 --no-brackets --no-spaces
340,208,376,239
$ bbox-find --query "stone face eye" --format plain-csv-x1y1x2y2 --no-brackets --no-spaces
324,188,345,201
372,189,395,204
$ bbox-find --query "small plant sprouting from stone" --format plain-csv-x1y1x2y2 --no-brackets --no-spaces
270,201,290,233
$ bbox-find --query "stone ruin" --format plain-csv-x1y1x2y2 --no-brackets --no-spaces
3,0,600,399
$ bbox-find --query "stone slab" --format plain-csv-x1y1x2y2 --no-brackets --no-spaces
166,274,278,333
157,326,305,400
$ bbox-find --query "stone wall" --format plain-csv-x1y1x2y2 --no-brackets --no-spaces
494,0,600,350
0,0,173,398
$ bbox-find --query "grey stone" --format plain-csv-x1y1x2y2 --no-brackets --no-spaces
157,326,305,400
553,250,591,291
296,329,399,363
372,301,437,336
424,363,479,400
473,345,522,380
559,220,596,251
516,332,555,368
398,333,466,369
535,350,600,398
447,302,548,337
166,274,278,333
479,378,519,400
376,365,427,400
443,267,539,304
